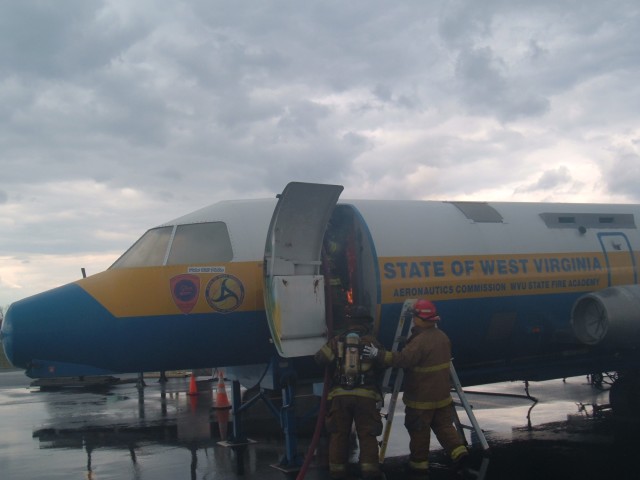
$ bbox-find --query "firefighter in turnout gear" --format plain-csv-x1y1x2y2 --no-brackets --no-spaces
315,306,385,479
363,299,468,478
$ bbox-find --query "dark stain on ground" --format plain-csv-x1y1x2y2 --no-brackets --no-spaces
380,412,638,480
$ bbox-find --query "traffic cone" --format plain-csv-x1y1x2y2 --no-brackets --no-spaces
189,392,198,411
187,372,198,396
216,407,230,440
214,370,231,409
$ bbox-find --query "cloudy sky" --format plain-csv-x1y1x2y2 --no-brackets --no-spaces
1,0,639,309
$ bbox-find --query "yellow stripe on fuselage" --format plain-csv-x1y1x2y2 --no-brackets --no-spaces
77,262,264,318
76,250,637,318
380,251,637,303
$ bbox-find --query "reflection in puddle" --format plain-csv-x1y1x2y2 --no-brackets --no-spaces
0,372,625,480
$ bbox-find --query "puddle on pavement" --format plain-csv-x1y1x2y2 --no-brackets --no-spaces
0,370,634,480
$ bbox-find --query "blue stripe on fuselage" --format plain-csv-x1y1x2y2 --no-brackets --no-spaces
377,292,583,364
6,283,276,374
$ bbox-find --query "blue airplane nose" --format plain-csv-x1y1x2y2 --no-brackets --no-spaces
0,288,65,370
0,283,118,376
0,305,15,367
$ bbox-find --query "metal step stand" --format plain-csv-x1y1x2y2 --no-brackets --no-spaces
378,299,416,463
449,361,490,480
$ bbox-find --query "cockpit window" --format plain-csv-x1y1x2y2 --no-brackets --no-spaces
110,222,233,269
110,226,173,269
167,222,233,264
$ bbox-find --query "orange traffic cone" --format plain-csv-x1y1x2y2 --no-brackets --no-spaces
187,373,198,396
189,392,198,411
216,408,230,440
214,370,231,409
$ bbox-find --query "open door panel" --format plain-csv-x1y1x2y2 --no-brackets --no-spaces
264,182,344,357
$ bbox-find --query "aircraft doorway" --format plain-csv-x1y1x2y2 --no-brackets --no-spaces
262,182,379,357
323,205,379,334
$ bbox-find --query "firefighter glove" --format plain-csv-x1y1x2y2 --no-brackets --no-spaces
362,343,379,359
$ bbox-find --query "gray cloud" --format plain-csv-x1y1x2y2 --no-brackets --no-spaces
1,0,639,306
515,166,574,194
606,150,640,197
454,46,550,121
0,2,147,79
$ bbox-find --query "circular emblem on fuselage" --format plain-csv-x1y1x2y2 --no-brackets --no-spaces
174,279,198,302
170,274,201,314
205,274,245,313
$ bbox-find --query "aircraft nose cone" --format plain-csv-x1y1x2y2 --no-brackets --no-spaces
0,304,16,367
0,286,77,371
1,283,117,375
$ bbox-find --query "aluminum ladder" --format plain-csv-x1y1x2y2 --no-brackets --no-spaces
378,299,416,462
450,361,491,480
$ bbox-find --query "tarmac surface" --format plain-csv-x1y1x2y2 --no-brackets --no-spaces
0,368,636,480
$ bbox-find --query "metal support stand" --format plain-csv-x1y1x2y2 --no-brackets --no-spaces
218,379,253,447
272,368,303,472
216,379,255,475
218,357,304,473
231,379,246,444
136,372,146,389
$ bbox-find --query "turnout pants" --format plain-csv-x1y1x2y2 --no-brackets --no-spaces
404,405,468,472
325,395,383,479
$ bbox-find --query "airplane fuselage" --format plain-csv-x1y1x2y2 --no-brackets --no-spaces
3,186,640,387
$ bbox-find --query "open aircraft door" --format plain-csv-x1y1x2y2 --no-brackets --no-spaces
264,182,344,357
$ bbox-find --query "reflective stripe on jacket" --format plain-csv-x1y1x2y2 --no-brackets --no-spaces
382,323,452,409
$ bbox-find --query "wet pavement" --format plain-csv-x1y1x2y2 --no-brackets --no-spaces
0,368,635,479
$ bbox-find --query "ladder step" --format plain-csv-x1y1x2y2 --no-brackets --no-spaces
457,423,476,431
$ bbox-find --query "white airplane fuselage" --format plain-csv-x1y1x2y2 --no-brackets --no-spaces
2,183,640,389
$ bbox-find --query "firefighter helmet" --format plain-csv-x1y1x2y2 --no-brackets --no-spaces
413,299,439,321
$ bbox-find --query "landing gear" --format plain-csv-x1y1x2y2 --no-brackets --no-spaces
589,371,617,390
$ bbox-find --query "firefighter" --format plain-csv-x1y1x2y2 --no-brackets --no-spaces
363,299,468,478
315,305,385,479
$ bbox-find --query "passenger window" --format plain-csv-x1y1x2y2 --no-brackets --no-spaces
110,226,173,269
167,222,233,264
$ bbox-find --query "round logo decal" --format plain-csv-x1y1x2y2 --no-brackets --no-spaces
170,274,200,314
205,274,245,313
